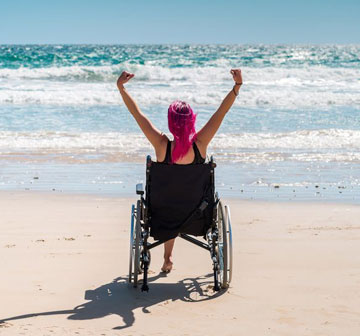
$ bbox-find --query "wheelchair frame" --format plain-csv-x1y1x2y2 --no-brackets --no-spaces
129,155,232,292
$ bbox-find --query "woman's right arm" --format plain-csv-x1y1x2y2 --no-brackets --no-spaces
196,69,242,147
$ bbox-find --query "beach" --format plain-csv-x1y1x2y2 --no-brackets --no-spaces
0,44,359,335
1,191,359,335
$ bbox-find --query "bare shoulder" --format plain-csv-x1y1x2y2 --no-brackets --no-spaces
195,138,207,159
155,133,169,162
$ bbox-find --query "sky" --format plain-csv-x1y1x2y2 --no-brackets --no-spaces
1,0,359,44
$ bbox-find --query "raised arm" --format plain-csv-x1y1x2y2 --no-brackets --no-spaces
117,71,165,148
196,69,242,147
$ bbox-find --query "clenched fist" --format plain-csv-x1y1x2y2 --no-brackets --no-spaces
230,69,242,85
117,71,135,90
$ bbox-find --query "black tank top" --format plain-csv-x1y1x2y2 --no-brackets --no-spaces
159,140,206,164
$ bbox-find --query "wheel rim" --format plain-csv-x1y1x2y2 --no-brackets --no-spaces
217,201,228,288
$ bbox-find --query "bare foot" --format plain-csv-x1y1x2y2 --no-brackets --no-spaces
161,260,173,273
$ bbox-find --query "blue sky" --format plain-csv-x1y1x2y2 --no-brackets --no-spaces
1,0,359,44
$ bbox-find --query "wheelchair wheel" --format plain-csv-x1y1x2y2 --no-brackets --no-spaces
216,201,231,288
224,205,233,284
128,204,135,283
128,201,142,286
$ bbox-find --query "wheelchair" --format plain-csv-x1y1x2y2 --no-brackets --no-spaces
128,155,233,292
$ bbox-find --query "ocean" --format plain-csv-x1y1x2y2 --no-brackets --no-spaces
0,44,359,201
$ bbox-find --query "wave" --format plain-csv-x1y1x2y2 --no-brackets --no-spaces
1,63,359,107
1,130,359,163
1,63,360,83
0,65,118,82
212,129,360,150
1,67,360,108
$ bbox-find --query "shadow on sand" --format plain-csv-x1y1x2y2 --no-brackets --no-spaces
0,273,226,330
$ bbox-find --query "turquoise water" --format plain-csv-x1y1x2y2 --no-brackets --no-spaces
0,44,359,201
2,44,359,69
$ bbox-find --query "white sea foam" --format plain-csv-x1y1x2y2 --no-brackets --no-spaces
1,63,359,86
0,65,118,82
1,65,359,108
212,129,360,150
1,129,359,163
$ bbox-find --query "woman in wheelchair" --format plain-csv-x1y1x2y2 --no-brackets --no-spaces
117,69,242,290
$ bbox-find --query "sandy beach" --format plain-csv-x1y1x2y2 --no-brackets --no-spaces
0,191,359,335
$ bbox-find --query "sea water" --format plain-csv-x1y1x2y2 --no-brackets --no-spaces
0,44,359,201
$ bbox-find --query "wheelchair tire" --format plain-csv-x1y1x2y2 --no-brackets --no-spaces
217,201,229,288
133,200,142,286
129,201,142,287
128,204,135,283
224,205,233,285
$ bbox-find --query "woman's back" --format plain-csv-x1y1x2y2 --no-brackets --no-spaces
157,139,206,165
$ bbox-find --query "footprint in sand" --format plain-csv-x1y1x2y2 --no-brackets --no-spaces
0,322,13,328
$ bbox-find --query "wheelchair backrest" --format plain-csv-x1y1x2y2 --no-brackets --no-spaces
144,156,216,240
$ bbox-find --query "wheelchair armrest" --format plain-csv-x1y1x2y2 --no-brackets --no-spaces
136,183,144,196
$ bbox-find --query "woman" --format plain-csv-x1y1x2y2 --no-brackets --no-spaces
117,69,242,273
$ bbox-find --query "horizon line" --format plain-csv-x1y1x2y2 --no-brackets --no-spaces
1,42,360,46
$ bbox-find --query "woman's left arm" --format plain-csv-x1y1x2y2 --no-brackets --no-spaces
117,71,165,148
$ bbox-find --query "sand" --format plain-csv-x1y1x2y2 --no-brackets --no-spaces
0,192,360,335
